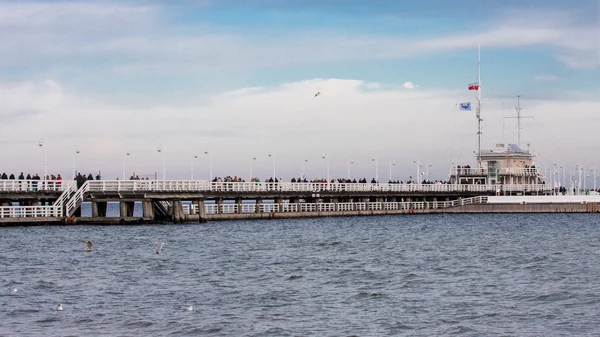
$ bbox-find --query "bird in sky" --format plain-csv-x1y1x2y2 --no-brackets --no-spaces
314,92,321,97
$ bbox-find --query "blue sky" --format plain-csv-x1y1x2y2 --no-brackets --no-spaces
0,0,599,179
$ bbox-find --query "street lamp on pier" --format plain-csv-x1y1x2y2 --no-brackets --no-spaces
72,148,80,179
301,159,308,180
249,156,256,181
204,150,212,181
389,160,395,181
322,155,330,182
38,140,47,181
268,153,276,179
191,154,198,180
347,161,354,180
157,146,165,181
372,156,379,182
122,151,130,180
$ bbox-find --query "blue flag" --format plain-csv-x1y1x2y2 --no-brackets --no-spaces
459,102,472,111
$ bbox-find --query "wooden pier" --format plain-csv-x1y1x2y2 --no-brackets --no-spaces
1,179,596,226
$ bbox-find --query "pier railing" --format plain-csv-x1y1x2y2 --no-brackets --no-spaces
184,196,490,215
453,168,539,176
0,180,71,192
85,180,551,193
0,206,61,218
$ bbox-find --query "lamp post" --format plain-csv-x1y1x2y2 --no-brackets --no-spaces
372,156,379,182
322,155,330,182
347,161,354,179
249,156,256,181
122,151,130,180
413,159,420,184
191,154,198,180
157,146,165,181
426,163,432,182
72,148,80,179
389,160,395,181
38,140,47,180
204,150,212,181
301,159,308,179
268,153,276,178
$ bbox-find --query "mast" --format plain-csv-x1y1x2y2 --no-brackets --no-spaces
516,95,521,147
476,44,482,168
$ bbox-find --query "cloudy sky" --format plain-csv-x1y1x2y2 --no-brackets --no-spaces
0,0,599,181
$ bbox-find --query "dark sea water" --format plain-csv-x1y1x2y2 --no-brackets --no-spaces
1,214,600,336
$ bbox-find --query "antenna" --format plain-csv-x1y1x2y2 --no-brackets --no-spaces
504,95,534,148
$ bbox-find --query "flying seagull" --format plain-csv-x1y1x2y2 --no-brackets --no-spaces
314,92,321,97
153,242,165,254
82,240,93,252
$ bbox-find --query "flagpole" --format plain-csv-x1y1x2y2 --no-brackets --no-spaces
476,44,482,169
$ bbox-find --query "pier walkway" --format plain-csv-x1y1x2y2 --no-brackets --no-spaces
0,180,556,223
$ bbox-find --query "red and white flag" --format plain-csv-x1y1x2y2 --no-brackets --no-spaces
468,82,480,91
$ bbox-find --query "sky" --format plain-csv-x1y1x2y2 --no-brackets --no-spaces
0,0,599,181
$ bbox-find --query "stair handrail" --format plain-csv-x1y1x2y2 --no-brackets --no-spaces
66,181,90,217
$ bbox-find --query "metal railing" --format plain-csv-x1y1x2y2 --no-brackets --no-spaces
0,206,61,218
453,168,540,176
0,180,70,192
85,180,551,194
66,181,91,217
183,197,489,215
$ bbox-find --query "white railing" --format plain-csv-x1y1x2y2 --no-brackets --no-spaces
0,206,61,218
0,180,71,192
182,198,487,215
66,181,90,216
85,180,552,194
453,168,540,176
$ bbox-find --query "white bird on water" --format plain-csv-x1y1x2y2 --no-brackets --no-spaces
9,288,17,294
57,304,64,311
153,242,165,254
183,305,193,311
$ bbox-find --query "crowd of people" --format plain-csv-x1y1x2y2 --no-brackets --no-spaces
0,172,62,181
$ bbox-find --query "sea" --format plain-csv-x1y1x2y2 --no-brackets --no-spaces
1,213,599,336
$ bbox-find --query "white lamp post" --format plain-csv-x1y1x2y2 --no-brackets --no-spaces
38,140,47,180
157,146,165,181
322,155,330,182
389,160,395,181
301,159,308,179
347,161,354,179
268,153,276,178
122,151,130,180
204,150,212,181
72,148,80,179
372,156,379,182
191,154,198,180
413,159,420,184
249,156,256,180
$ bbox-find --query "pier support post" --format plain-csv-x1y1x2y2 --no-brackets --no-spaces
198,200,207,223
216,198,223,214
236,198,243,214
171,200,184,223
255,198,263,213
120,201,128,218
143,200,154,219
92,201,99,217
275,197,283,213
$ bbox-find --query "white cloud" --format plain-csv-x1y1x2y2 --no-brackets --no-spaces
403,82,416,89
0,3,597,72
0,78,598,180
